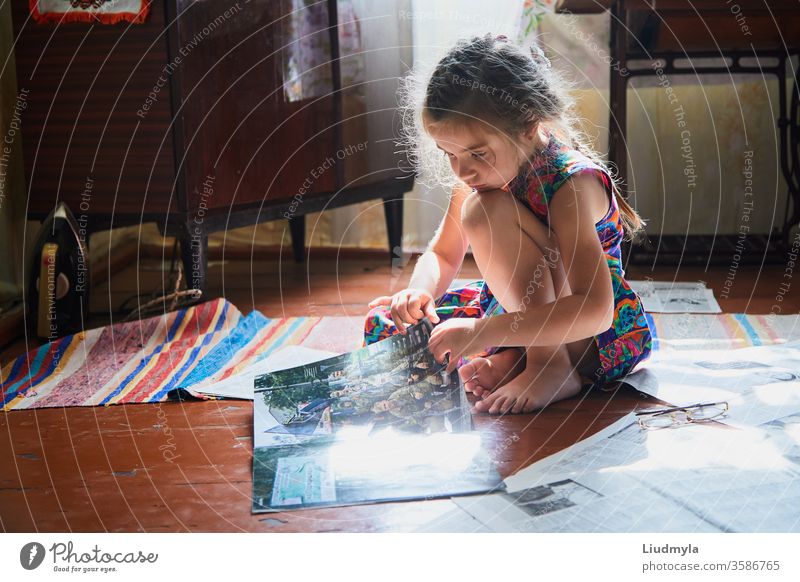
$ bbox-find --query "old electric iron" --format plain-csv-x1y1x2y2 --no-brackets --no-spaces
27,202,89,341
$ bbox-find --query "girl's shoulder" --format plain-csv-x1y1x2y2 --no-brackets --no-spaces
504,128,616,219
540,129,613,195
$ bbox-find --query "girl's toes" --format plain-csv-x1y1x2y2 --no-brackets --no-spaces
500,397,517,415
459,357,489,393
489,394,510,415
511,396,528,414
464,378,479,393
473,390,499,413
513,395,540,414
458,360,476,381
458,361,478,392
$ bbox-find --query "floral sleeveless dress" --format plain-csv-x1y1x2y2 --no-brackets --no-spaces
363,130,653,389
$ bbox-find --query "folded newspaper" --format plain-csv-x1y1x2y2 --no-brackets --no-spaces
455,410,800,532
251,318,503,512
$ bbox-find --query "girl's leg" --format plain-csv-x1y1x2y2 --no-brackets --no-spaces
460,190,600,414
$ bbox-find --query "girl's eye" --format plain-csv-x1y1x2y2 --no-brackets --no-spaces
471,151,486,160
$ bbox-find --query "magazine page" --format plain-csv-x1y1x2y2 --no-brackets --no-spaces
251,318,503,512
192,345,340,400
253,318,470,448
253,432,502,512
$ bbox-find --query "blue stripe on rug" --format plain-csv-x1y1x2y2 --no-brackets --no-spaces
734,313,762,346
645,312,659,351
99,302,230,405
152,303,236,400
148,301,243,402
254,317,307,360
2,337,73,407
175,309,271,389
4,351,27,387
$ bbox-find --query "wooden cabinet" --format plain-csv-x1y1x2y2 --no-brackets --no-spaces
12,0,413,290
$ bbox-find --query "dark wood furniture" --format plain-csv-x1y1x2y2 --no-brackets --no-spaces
557,0,800,266
11,0,413,291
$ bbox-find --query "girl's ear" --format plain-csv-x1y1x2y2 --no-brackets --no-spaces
522,119,540,140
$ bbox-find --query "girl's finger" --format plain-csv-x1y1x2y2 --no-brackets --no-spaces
394,297,417,330
368,296,392,308
408,296,424,320
423,301,440,324
391,300,407,334
445,353,457,374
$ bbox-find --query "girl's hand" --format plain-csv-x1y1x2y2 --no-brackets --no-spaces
368,288,441,334
429,318,483,374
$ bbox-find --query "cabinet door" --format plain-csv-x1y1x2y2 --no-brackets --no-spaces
175,0,338,214
11,0,175,218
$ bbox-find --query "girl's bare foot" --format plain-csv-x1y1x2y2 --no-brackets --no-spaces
457,348,526,398
472,349,582,415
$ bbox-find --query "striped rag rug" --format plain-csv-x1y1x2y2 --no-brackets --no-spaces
0,298,363,411
2,299,798,410
647,312,800,351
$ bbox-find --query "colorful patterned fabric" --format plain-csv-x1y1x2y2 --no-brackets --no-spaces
363,129,653,388
0,298,339,410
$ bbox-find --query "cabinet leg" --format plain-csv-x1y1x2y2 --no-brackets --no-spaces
383,195,404,263
609,0,629,189
781,59,800,250
182,222,207,293
289,215,306,263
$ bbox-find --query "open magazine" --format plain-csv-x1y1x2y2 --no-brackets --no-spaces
251,318,503,512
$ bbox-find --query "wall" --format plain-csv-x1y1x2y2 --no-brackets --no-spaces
0,0,24,305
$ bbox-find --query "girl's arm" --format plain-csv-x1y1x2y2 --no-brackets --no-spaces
477,173,616,347
407,184,472,299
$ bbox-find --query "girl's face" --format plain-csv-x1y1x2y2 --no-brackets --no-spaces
426,118,542,193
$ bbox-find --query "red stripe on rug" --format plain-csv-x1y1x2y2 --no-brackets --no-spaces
36,317,162,408
119,302,232,403
216,318,290,382
118,334,207,404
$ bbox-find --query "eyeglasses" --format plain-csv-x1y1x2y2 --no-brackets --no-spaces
635,401,729,430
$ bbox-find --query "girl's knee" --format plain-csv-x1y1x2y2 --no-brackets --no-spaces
461,190,515,230
462,191,561,260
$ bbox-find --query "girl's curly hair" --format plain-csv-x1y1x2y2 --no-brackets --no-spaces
398,33,644,240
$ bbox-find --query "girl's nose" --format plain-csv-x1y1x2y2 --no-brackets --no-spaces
457,163,476,182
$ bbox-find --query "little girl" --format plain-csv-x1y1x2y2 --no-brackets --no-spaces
364,34,652,415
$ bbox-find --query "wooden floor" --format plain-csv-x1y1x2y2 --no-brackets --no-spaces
1,249,798,532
